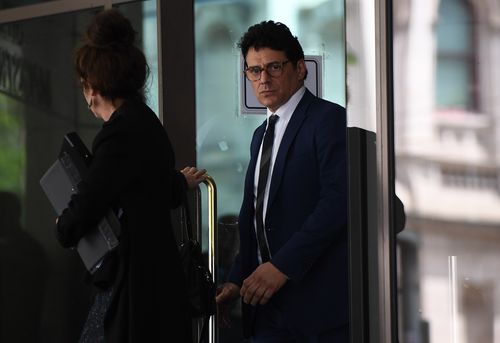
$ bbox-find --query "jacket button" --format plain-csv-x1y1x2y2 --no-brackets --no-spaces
266,227,271,232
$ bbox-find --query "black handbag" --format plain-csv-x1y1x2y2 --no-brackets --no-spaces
178,196,216,319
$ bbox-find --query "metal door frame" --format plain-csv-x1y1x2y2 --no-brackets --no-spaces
0,0,133,24
346,0,398,342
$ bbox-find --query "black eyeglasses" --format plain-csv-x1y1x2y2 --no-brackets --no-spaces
244,60,290,81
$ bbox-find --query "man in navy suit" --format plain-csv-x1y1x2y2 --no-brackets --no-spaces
216,21,348,342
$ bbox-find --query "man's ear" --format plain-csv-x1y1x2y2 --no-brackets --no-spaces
297,59,307,81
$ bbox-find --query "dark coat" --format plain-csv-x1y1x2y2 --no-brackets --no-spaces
228,89,349,337
56,99,192,342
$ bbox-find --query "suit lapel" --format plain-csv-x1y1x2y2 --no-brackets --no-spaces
267,90,315,211
245,122,266,195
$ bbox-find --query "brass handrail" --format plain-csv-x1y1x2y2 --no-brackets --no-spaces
200,174,217,343
202,175,217,287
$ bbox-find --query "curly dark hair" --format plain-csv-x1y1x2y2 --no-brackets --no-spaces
75,9,149,101
238,20,305,69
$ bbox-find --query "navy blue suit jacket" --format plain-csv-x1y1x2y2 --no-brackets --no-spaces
228,89,348,337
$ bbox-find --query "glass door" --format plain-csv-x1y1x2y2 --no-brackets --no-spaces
394,0,500,342
193,1,345,342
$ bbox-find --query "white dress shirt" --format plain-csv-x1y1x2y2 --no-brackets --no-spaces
253,86,306,261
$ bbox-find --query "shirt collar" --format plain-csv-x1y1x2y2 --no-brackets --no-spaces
266,86,306,122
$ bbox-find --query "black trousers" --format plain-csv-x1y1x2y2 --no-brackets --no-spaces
251,301,349,343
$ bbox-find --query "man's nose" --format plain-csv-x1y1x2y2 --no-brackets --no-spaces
259,69,271,83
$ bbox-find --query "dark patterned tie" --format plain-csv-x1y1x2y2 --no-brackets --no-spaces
255,114,279,263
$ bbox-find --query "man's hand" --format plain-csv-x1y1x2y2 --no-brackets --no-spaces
181,166,207,189
240,262,288,306
216,282,240,328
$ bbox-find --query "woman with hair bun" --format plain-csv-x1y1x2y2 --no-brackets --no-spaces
56,9,202,343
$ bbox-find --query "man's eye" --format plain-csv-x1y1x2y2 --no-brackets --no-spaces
269,63,281,71
249,67,261,74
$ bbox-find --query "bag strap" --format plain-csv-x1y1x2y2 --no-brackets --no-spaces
182,194,211,343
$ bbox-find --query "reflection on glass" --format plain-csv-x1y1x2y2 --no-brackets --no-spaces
1,12,97,342
0,190,48,342
345,0,376,132
394,0,500,342
0,99,25,194
140,0,159,115
436,0,474,110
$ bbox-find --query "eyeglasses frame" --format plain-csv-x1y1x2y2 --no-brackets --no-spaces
244,60,290,81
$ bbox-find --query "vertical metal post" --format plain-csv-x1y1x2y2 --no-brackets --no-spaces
375,0,397,341
448,256,458,343
155,0,197,251
155,0,196,169
346,0,397,341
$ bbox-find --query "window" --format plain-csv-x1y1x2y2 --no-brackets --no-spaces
435,0,476,110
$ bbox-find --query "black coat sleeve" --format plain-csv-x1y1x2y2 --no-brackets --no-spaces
55,130,137,248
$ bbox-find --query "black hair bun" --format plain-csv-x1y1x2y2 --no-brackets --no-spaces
85,9,136,49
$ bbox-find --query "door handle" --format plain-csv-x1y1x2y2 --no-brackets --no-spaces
195,174,218,343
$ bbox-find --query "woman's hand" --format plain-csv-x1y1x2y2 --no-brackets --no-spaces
181,166,207,189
